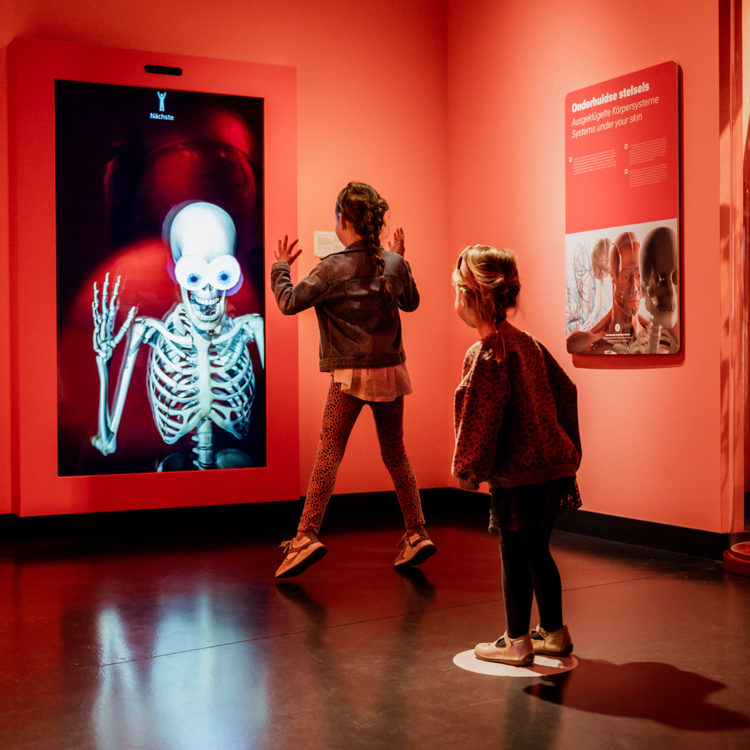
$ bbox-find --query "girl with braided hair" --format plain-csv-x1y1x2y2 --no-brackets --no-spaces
270,182,435,578
452,244,582,666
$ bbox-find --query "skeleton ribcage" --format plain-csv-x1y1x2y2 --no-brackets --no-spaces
147,308,255,444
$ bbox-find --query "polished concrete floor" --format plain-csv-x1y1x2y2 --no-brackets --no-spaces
1,498,749,750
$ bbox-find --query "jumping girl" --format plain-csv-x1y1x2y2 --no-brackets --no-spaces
452,244,582,665
270,182,436,578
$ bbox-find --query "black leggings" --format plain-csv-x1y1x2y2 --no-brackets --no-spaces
499,518,563,639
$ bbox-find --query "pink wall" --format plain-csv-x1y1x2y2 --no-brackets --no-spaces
446,0,726,532
0,0,735,533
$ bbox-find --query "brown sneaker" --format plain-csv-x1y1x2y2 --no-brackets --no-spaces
474,632,534,666
394,527,437,569
530,625,573,657
275,533,327,579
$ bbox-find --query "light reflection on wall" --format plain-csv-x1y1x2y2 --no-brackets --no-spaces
93,597,269,748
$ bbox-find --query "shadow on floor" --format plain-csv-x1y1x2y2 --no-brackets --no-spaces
525,658,750,731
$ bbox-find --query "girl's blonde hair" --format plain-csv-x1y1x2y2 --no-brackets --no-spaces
453,244,520,325
453,245,520,361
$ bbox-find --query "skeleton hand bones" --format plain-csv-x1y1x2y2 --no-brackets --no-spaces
92,273,137,361
91,273,140,456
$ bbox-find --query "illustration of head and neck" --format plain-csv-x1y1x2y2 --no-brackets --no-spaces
608,230,642,335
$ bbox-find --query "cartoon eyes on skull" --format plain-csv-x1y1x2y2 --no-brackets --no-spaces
175,255,241,292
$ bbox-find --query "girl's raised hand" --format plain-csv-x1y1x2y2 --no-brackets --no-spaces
388,227,406,256
275,235,303,265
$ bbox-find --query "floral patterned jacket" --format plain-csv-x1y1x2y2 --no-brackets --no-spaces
452,322,581,488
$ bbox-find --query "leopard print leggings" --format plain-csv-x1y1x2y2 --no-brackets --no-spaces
298,380,425,534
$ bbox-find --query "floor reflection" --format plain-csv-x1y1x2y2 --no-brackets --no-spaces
273,568,436,748
91,589,271,749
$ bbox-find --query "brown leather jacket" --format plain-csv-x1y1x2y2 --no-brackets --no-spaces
270,240,419,371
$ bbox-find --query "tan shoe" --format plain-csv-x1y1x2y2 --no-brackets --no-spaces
394,528,437,568
530,625,573,657
474,632,534,666
275,533,327,579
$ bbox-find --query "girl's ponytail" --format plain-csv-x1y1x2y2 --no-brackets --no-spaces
336,182,395,302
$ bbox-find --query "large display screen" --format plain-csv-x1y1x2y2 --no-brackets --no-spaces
9,38,298,516
56,80,266,475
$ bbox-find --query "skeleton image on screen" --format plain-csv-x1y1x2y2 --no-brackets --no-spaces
91,201,264,470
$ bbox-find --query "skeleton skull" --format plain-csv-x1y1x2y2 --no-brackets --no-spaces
166,201,241,332
640,227,678,330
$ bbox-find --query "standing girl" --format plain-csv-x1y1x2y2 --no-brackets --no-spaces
270,182,436,578
452,244,582,665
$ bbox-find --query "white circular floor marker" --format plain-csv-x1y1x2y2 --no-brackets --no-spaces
453,650,578,677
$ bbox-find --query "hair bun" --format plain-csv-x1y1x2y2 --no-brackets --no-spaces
453,244,520,328
337,182,388,250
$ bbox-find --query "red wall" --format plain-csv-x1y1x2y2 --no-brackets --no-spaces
446,0,726,532
0,0,735,533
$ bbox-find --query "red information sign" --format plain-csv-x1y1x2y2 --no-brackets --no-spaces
565,61,680,357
